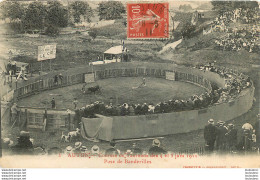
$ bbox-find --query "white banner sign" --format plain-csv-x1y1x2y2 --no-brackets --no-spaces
38,44,56,61
166,71,175,81
84,73,95,83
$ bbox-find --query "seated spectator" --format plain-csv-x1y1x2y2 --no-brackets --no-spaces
149,139,167,155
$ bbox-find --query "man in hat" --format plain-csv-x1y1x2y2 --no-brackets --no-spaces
51,98,56,109
65,146,73,155
91,145,100,156
11,131,33,155
241,122,254,152
149,139,167,155
131,143,142,155
1,138,14,153
73,142,82,154
141,77,146,87
10,103,18,125
80,146,88,153
105,141,120,155
216,121,228,151
226,123,238,152
242,122,253,133
73,98,78,109
204,119,217,152
254,119,259,151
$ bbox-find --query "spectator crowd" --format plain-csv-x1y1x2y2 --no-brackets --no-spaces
204,119,259,153
211,7,259,53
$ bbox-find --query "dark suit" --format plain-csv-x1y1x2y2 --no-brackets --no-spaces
204,124,217,152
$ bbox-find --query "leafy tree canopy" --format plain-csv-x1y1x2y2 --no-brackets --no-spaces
0,1,25,21
211,1,259,14
69,1,93,24
46,1,68,28
22,2,47,30
98,1,125,21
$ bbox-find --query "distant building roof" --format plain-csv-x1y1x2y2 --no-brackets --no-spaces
104,45,127,55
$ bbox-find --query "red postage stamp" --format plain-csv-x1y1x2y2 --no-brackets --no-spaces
127,2,169,39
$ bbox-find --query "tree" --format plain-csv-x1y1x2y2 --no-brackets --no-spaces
44,24,60,36
88,29,97,40
211,1,259,14
181,23,196,39
22,2,47,31
69,1,93,24
98,1,125,20
46,1,69,28
211,1,233,14
0,1,25,21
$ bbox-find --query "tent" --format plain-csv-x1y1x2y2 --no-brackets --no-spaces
81,114,113,141
103,45,129,63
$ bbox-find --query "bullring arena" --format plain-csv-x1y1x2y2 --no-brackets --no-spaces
1,61,255,153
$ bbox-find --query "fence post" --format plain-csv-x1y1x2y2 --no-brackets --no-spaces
68,113,71,131
25,109,28,129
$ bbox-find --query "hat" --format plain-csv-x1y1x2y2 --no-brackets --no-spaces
66,146,73,152
152,139,161,147
80,146,87,152
228,123,234,127
20,131,30,137
91,145,100,154
3,138,13,146
8,140,14,146
75,142,82,149
110,140,116,147
3,138,10,144
218,121,224,125
126,149,132,154
208,119,214,124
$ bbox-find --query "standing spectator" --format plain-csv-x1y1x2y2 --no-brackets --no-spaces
225,123,238,152
73,109,81,129
54,75,58,85
242,121,254,140
58,73,63,85
105,141,120,155
42,113,47,132
7,61,12,77
51,98,56,109
10,103,18,125
142,77,146,86
254,119,259,152
148,139,167,155
204,119,217,152
216,121,228,151
73,98,78,109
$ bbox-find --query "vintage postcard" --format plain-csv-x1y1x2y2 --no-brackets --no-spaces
0,0,259,168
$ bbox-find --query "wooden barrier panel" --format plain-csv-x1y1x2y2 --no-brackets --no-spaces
19,108,75,130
